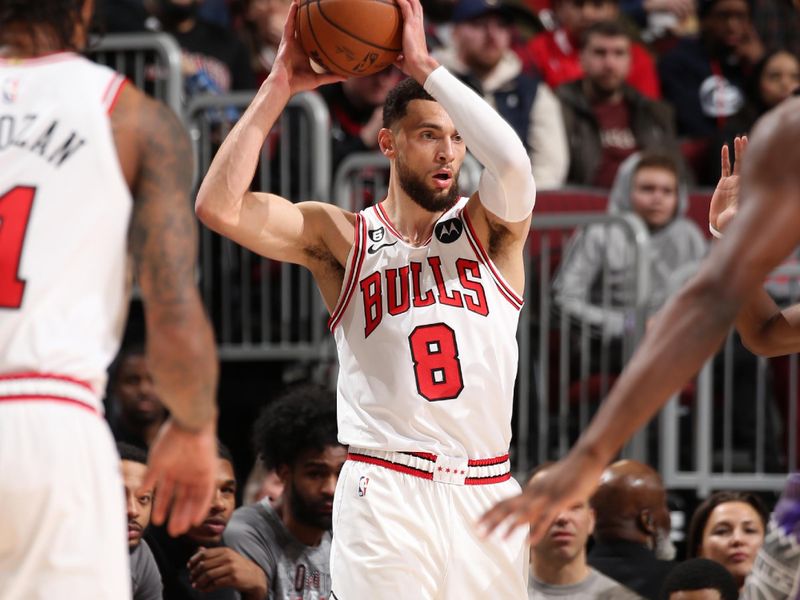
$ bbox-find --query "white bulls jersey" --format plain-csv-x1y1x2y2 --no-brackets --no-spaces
0,54,132,409
331,198,523,458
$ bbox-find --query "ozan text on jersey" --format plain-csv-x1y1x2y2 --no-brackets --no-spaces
0,114,87,167
359,257,489,338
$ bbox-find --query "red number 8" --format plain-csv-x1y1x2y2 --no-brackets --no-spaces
408,323,464,402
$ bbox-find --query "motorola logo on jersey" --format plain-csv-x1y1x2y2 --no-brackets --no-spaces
435,218,463,244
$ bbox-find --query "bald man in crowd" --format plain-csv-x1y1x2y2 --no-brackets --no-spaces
587,460,675,600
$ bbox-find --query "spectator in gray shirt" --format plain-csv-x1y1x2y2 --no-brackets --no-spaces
148,443,264,600
528,463,641,600
223,385,346,600
119,442,163,600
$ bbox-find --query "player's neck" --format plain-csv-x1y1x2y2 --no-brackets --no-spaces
0,25,71,58
531,552,590,586
283,511,325,547
382,190,447,247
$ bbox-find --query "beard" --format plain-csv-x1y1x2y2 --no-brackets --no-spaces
290,482,332,531
396,156,460,213
653,528,677,561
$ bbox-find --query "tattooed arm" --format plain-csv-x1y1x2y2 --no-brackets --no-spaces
112,85,218,535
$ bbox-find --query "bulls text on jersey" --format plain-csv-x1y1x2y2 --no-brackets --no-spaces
359,256,489,338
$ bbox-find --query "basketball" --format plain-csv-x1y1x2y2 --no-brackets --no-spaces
296,0,403,78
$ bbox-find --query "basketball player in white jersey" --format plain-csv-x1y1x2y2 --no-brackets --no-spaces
0,1,219,597
196,0,536,597
480,102,800,541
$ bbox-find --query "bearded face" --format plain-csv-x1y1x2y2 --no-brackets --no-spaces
396,152,461,214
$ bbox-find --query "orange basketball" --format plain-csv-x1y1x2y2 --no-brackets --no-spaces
296,0,403,78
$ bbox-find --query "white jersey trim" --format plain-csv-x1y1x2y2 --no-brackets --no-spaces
0,373,100,414
101,74,128,114
328,213,367,331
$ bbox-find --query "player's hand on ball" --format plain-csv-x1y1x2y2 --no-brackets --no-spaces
478,452,605,543
139,418,218,536
270,0,344,95
394,0,439,83
709,136,748,236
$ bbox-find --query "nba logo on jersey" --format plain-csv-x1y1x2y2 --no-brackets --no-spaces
357,476,370,497
2,77,20,104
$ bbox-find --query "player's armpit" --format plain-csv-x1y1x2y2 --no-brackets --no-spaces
129,94,217,431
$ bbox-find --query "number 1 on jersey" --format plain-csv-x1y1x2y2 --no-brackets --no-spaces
0,186,36,309
408,323,464,402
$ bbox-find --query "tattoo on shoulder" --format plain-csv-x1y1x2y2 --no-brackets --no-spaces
128,98,198,313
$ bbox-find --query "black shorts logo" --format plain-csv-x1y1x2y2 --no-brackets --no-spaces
435,218,463,244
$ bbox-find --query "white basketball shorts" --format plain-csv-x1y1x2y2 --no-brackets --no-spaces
330,448,529,600
0,400,130,600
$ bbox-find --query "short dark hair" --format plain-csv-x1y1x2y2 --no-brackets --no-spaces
0,0,85,51
634,152,680,180
218,441,234,466
252,384,340,470
660,558,739,600
382,77,436,129
117,441,148,465
579,19,631,50
686,491,770,558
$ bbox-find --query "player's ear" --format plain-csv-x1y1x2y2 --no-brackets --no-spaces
378,128,396,158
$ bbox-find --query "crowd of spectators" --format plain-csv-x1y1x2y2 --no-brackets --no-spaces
95,0,799,192
103,368,798,599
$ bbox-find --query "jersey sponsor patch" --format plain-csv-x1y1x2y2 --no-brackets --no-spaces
435,218,463,243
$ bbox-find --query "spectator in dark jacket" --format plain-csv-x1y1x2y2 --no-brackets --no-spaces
557,20,677,187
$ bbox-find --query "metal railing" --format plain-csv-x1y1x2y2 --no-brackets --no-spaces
660,263,800,495
515,212,652,476
87,32,183,118
185,91,333,361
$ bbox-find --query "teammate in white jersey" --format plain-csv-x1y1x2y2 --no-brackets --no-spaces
196,0,536,597
0,1,218,597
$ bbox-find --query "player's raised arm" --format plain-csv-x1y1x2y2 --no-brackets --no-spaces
710,137,800,356
480,97,800,543
393,0,535,238
116,85,219,535
195,0,346,268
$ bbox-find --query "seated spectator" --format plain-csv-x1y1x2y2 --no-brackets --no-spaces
554,152,705,360
433,0,569,189
107,344,167,450
686,491,769,591
237,0,291,84
223,384,344,599
148,444,265,599
658,0,764,182
320,66,404,175
743,473,800,599
717,49,800,165
147,0,255,99
557,21,678,187
660,558,739,600
519,0,662,99
119,442,162,600
587,460,676,600
528,465,641,599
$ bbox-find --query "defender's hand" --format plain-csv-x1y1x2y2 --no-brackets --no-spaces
394,0,439,83
268,0,345,95
709,136,748,236
478,452,605,544
138,418,218,536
